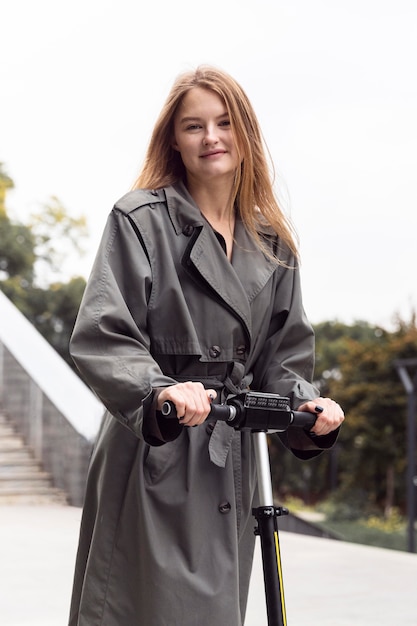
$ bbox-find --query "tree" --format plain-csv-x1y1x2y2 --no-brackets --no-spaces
29,195,88,286
0,166,87,369
0,213,36,282
0,163,14,216
270,316,417,517
313,320,383,395
320,316,416,516
270,320,381,503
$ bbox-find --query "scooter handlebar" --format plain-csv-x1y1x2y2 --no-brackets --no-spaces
161,392,317,433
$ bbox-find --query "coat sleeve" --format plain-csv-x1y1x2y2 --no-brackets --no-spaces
69,208,181,443
254,256,338,458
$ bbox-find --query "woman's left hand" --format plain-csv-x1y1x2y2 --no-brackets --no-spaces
297,397,344,436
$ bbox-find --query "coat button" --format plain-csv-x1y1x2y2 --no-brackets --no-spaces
218,502,231,514
209,345,221,358
182,224,194,237
236,345,246,357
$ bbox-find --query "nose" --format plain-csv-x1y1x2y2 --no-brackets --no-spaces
203,123,219,145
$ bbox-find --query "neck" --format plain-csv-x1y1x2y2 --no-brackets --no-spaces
186,175,235,222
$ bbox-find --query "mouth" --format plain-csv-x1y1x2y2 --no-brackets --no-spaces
200,150,226,158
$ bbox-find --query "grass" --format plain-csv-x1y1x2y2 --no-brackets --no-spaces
282,497,417,552
317,518,416,552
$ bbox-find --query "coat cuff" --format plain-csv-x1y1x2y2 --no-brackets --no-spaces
141,388,183,446
279,426,340,460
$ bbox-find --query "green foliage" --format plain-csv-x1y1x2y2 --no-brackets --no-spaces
0,212,36,281
365,508,404,533
29,196,88,283
0,163,14,216
313,319,384,395
270,317,417,519
317,488,380,522
319,517,412,551
0,167,87,369
328,318,417,513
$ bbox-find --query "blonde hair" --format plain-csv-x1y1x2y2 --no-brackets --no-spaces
133,66,298,260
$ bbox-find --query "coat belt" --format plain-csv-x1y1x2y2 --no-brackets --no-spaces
174,364,252,467
208,364,253,468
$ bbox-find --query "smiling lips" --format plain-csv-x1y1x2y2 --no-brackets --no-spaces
200,150,226,158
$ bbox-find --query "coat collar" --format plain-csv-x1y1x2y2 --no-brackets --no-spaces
164,181,205,234
164,181,279,339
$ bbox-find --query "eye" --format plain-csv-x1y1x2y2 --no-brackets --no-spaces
219,119,231,127
185,123,202,131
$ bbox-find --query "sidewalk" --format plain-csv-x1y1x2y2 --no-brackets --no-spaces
0,505,416,625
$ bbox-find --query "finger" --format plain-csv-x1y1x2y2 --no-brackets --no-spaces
297,399,326,414
206,389,217,403
182,390,217,427
180,384,211,426
162,382,201,422
179,396,201,424
312,403,344,435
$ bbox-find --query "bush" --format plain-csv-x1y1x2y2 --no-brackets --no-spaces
318,489,379,522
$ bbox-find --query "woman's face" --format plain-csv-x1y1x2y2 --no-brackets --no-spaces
172,87,241,186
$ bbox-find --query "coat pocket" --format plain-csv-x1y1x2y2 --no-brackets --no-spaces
143,435,184,484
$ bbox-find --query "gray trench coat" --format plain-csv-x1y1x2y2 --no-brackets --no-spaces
68,182,336,626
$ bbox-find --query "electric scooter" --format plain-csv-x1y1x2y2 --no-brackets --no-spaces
162,391,317,626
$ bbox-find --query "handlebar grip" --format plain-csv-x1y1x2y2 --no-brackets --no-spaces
291,410,317,430
161,400,236,423
161,400,178,417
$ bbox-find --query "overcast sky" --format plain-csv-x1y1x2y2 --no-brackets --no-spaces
1,0,416,328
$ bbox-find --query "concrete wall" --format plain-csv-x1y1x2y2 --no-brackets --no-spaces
0,290,103,506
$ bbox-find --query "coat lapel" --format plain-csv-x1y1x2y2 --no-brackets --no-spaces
231,218,277,304
165,182,278,342
188,225,253,336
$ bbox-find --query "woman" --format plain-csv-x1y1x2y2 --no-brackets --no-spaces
68,66,344,626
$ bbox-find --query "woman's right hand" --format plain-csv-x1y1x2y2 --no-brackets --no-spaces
157,382,217,427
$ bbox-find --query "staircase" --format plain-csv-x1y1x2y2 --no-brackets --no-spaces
0,413,67,505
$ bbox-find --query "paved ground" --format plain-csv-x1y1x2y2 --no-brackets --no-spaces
0,505,416,625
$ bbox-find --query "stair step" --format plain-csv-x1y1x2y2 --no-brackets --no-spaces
0,426,19,438
0,460,43,473
0,449,36,463
0,490,68,505
0,479,53,492
0,480,63,491
0,417,22,432
0,438,28,451
0,412,69,505
0,470,51,482
0,423,31,451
